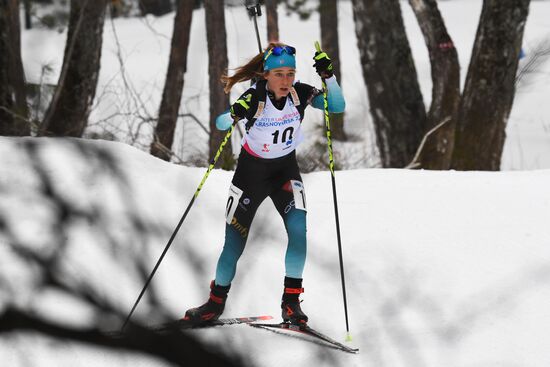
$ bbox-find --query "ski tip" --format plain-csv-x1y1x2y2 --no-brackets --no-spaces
345,332,353,342
259,315,274,321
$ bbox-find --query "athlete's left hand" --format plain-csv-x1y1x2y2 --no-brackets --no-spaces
313,50,333,79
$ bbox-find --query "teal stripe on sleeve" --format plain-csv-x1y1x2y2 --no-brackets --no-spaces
312,76,346,113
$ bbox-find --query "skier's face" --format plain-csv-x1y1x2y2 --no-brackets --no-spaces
265,67,296,100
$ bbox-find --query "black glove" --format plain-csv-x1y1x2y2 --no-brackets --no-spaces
313,50,333,79
230,92,253,119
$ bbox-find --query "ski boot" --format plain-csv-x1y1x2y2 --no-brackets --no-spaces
281,277,308,327
183,281,230,323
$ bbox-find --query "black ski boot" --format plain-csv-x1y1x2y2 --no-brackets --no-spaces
281,277,308,326
184,281,230,323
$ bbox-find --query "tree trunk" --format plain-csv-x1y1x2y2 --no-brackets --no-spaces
352,0,427,168
408,0,460,169
451,0,530,171
139,0,172,16
266,0,279,43
0,0,30,136
205,0,233,169
40,0,107,137
150,0,194,161
320,0,345,141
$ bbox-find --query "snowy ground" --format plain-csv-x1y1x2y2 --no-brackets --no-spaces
1,136,550,367
2,1,550,366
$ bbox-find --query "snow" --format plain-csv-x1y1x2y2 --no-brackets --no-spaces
2,0,550,366
2,137,550,366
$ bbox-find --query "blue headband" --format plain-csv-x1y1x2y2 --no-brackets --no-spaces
264,51,296,71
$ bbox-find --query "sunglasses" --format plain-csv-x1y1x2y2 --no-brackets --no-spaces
263,45,296,62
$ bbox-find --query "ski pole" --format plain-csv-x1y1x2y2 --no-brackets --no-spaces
122,120,238,332
245,0,263,53
315,41,352,341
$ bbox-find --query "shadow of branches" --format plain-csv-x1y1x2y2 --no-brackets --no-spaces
0,137,250,366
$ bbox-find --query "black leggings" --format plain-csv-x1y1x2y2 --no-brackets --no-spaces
214,150,307,286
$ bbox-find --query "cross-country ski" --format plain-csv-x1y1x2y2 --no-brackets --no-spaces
155,315,273,331
249,322,359,354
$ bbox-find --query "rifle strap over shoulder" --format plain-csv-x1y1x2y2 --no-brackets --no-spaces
245,80,304,132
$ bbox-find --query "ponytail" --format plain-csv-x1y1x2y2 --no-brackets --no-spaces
221,53,264,94
221,42,289,94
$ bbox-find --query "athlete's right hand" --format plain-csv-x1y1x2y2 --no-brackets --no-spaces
230,92,254,119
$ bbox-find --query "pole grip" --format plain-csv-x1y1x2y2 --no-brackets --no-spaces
315,41,321,52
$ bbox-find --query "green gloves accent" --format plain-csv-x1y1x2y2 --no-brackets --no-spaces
313,50,333,79
231,92,253,119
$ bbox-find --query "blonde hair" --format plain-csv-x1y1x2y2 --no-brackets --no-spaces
221,42,291,94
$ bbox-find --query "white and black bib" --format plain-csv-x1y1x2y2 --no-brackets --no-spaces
242,91,304,159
